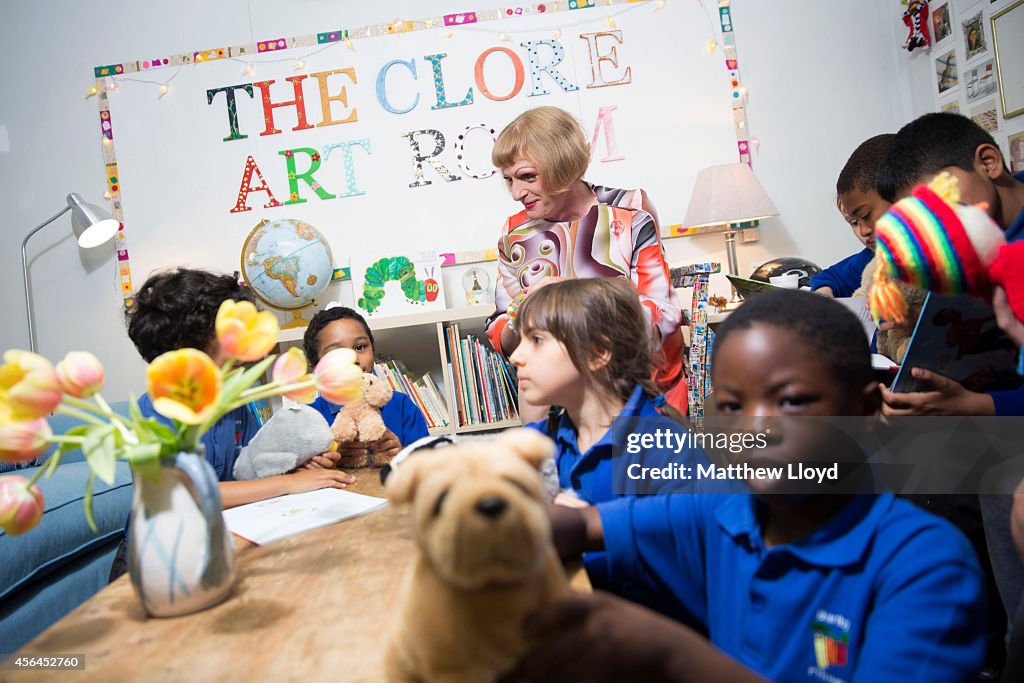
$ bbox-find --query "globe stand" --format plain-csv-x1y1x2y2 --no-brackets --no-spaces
281,309,310,330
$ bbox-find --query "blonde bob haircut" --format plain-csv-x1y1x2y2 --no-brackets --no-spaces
492,107,591,194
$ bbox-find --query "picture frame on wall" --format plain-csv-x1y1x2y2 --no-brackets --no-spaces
962,10,988,61
935,49,958,95
1008,131,1024,173
932,2,953,43
965,59,997,103
991,0,1024,118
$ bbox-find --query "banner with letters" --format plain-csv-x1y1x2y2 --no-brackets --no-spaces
92,0,746,310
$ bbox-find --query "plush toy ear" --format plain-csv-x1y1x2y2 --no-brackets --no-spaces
384,452,434,505
494,429,555,471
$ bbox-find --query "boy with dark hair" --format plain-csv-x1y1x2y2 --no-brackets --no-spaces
877,113,1024,241
878,114,1024,418
877,113,1024,677
811,134,894,298
302,305,429,465
127,268,356,509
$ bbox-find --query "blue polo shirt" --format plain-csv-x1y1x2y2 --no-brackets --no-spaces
137,394,260,482
598,492,986,682
308,391,429,448
809,247,873,298
526,385,701,504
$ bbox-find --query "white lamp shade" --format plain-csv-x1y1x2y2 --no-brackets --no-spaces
68,193,119,248
683,163,779,229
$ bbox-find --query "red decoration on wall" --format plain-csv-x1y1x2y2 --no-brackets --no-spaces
230,155,283,213
902,0,930,52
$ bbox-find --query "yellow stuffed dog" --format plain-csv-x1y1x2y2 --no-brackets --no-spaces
384,429,568,682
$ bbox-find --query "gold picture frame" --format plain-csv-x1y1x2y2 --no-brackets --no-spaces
991,0,1024,119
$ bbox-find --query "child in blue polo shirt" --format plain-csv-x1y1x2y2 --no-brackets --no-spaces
303,305,429,466
510,291,986,683
811,134,893,299
509,277,699,504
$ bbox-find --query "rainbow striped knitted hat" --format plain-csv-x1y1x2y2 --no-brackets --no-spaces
869,172,1007,323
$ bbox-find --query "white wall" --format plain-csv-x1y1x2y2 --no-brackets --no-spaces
0,0,924,399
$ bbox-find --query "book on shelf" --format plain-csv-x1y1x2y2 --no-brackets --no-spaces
373,357,449,429
443,323,519,427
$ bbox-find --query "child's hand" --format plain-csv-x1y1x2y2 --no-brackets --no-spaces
878,317,914,333
300,450,341,470
371,430,402,463
503,592,704,683
993,286,1024,348
814,286,835,298
880,369,995,416
549,504,603,562
336,442,372,468
282,467,355,494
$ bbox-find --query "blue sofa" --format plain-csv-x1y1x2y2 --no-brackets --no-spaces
0,405,133,653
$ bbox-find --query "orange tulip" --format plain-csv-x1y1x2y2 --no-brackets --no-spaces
0,417,51,463
273,348,317,403
55,351,105,398
146,349,222,425
215,300,279,362
314,348,364,404
0,475,45,535
0,350,62,420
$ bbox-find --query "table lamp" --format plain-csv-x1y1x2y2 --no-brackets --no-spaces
683,163,779,302
22,193,120,351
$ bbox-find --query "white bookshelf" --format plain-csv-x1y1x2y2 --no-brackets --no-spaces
277,304,522,436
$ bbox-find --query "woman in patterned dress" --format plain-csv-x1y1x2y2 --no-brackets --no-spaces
484,106,687,418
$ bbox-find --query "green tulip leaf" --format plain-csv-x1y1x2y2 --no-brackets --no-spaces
83,424,117,485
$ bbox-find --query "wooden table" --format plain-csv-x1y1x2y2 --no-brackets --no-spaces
4,472,588,682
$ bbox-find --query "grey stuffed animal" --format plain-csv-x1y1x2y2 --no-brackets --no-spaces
232,404,334,480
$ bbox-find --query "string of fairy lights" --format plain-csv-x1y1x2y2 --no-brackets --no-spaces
85,0,754,149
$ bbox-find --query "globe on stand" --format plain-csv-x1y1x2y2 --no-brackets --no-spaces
240,219,334,329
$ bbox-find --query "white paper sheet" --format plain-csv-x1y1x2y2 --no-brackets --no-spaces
223,488,388,545
836,296,876,343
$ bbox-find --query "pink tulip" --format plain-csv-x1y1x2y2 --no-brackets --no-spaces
0,418,52,463
273,348,316,403
215,300,279,362
314,348,364,404
0,475,45,535
55,351,105,398
0,350,62,419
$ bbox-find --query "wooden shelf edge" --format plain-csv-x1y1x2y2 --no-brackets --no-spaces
276,303,497,343
453,419,522,434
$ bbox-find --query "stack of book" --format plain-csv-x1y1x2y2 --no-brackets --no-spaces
372,358,450,430
443,323,520,427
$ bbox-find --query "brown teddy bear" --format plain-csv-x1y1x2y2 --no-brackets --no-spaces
856,255,927,363
330,372,393,467
384,429,569,683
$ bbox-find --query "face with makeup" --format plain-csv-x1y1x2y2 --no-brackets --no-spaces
838,187,890,250
500,157,574,222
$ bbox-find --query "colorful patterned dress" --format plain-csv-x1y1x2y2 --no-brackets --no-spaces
485,185,685,391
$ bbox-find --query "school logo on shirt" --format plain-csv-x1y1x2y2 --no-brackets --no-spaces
808,610,851,682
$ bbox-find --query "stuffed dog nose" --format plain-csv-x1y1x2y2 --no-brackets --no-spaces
475,496,507,518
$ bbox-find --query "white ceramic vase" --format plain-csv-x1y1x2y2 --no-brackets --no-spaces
128,450,235,617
